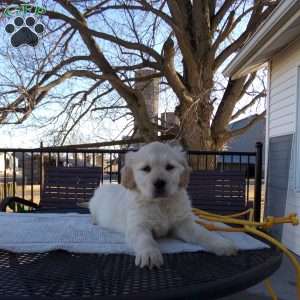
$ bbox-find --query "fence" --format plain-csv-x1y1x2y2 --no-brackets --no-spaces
0,143,263,220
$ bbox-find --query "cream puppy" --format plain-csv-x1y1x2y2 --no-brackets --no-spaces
89,142,237,268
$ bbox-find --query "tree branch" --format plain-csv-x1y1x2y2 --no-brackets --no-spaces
91,105,128,112
212,0,235,31
162,37,193,102
214,4,275,70
56,0,157,141
231,91,266,121
211,76,246,139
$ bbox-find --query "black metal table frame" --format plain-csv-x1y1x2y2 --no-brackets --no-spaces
0,209,282,300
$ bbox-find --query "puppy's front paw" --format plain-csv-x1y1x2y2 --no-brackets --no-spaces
135,247,163,269
210,237,237,256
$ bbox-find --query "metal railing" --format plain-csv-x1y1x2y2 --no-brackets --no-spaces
0,142,263,220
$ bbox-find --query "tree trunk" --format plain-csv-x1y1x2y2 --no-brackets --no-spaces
177,60,218,151
176,93,221,170
178,104,212,150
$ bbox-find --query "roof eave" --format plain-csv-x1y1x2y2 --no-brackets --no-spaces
223,0,300,79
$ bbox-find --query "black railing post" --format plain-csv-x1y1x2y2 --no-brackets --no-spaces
40,141,44,202
254,142,263,222
117,154,121,184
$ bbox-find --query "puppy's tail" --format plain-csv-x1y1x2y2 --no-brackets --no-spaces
77,201,89,208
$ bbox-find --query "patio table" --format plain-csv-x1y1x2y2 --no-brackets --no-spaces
0,208,282,300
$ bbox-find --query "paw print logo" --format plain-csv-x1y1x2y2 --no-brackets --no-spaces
5,16,45,47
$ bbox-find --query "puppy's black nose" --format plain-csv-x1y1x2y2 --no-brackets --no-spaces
154,179,166,190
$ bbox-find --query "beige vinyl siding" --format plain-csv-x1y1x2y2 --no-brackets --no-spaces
269,38,300,137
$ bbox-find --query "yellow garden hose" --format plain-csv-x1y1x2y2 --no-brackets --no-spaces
245,224,300,300
264,278,278,300
192,208,300,300
192,208,299,228
193,208,254,219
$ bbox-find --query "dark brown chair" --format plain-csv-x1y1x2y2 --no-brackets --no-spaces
1,167,101,212
187,170,247,215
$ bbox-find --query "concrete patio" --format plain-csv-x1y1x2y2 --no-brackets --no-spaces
221,255,299,300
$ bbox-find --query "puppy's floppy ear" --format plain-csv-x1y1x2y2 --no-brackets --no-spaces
121,166,136,189
172,144,191,188
169,141,184,153
179,160,192,188
121,152,136,190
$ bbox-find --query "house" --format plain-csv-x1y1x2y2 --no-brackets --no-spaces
224,0,300,255
226,115,266,176
227,115,265,154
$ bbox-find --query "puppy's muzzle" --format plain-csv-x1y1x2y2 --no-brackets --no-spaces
153,179,166,197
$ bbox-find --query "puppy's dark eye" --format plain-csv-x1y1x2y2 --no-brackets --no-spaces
166,164,174,171
141,165,151,172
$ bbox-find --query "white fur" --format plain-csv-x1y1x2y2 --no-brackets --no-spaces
89,142,237,269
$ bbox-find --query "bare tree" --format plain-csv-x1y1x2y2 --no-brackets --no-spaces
0,0,277,149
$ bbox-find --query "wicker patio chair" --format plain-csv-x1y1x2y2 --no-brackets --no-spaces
0,166,101,212
187,170,248,215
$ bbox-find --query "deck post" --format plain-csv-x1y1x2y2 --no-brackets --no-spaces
254,142,263,222
40,141,44,202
